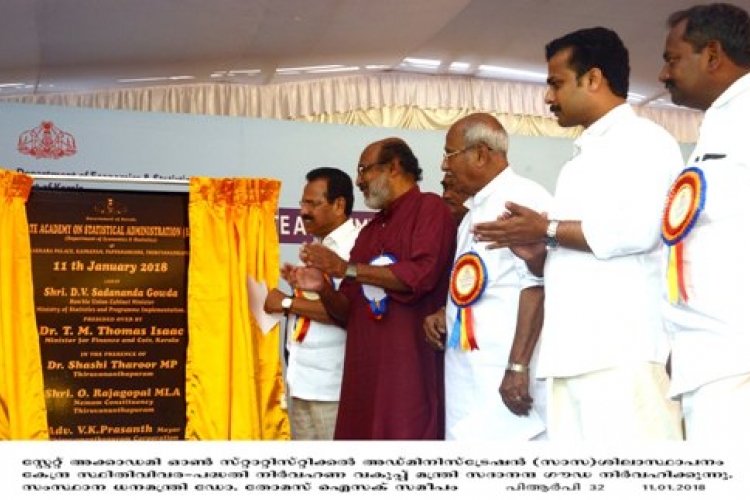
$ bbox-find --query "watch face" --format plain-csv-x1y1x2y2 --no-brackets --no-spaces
545,220,559,248
345,264,357,278
546,220,559,238
281,297,292,309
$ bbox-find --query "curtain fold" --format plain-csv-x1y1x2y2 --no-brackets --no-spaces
0,168,49,440
185,177,289,440
297,106,584,138
0,73,703,143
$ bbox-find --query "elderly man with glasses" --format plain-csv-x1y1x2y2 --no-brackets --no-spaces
292,137,456,440
424,112,551,441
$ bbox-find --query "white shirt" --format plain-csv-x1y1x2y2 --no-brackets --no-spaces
445,168,551,440
286,218,360,401
537,104,684,378
663,73,750,397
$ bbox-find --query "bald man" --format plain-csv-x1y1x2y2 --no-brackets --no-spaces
426,112,551,441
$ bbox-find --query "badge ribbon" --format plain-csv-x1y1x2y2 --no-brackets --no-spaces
291,289,312,342
361,254,397,320
448,251,488,350
291,274,332,342
661,166,706,304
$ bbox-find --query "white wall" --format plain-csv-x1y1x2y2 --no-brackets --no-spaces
0,101,693,267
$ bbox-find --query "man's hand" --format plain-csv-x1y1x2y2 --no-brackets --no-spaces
423,308,447,350
472,202,547,250
280,263,298,288
509,240,547,263
291,266,328,293
300,242,347,278
499,371,534,416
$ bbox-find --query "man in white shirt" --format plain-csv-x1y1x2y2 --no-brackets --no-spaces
264,167,359,440
658,3,750,441
472,28,684,441
424,113,550,441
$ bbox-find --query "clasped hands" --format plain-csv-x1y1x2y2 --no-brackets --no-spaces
282,242,346,293
472,201,548,263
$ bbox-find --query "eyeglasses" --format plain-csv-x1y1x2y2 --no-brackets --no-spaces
299,199,326,209
442,145,478,163
356,161,389,176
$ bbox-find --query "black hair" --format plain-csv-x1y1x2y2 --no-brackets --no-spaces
305,166,354,216
668,3,750,67
545,26,630,98
377,138,423,182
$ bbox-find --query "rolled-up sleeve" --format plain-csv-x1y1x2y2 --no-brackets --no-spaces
582,132,683,260
388,196,456,303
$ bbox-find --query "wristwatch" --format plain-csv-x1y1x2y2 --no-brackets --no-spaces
344,263,358,280
545,220,560,249
506,362,529,373
281,296,293,315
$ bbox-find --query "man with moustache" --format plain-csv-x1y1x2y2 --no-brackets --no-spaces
294,137,456,439
441,173,470,224
472,28,684,441
658,3,750,440
425,113,550,441
264,167,359,440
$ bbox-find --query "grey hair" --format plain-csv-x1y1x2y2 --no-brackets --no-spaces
463,121,508,155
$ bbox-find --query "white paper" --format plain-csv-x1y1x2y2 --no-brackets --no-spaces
246,275,280,335
449,395,545,442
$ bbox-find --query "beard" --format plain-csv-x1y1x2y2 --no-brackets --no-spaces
364,173,391,210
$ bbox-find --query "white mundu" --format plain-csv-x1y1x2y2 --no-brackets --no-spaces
662,73,750,440
445,167,550,441
538,104,684,441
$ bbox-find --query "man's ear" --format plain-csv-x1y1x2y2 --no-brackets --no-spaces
475,142,492,168
705,40,722,71
586,67,604,91
334,196,346,215
386,159,400,178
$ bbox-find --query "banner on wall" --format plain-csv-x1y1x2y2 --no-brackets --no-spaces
276,207,373,245
26,189,189,440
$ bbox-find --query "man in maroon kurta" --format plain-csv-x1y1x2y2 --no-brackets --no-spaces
297,137,456,439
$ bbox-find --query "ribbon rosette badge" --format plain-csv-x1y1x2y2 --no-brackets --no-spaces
448,251,488,350
361,254,397,320
661,166,706,304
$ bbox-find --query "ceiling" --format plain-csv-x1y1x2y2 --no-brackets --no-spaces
1,0,748,106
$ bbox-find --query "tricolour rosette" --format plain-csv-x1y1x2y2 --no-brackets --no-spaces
448,251,488,350
661,166,706,304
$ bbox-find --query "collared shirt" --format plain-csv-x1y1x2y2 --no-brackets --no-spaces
537,103,684,378
663,73,750,397
336,186,456,439
445,167,550,440
286,218,360,401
